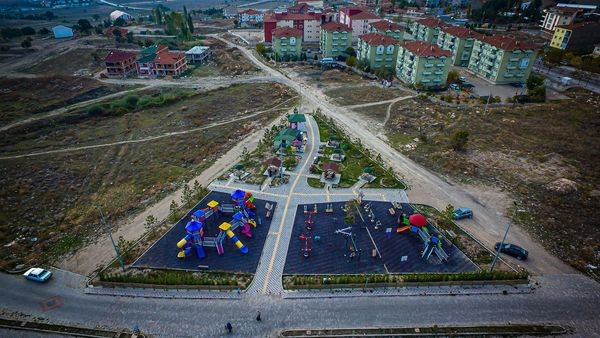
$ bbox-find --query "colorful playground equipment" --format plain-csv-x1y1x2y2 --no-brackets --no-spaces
335,226,361,261
397,213,449,262
176,189,257,259
299,234,312,258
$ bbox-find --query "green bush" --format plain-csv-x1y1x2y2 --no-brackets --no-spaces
125,95,139,107
86,105,104,116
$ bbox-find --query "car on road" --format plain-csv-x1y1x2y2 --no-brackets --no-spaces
23,268,52,282
453,207,473,220
494,243,528,260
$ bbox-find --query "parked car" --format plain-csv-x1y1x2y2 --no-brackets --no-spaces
449,83,460,91
23,268,52,282
461,83,474,89
494,243,528,260
452,207,473,220
509,82,525,88
459,76,467,82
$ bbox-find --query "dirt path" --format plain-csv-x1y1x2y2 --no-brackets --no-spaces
59,107,293,275
225,38,575,276
343,95,414,109
0,96,297,160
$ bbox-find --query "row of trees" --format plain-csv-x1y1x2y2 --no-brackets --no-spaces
152,5,194,40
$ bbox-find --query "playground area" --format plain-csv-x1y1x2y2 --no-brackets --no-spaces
132,191,276,273
283,200,479,275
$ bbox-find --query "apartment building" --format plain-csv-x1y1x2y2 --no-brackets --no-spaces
338,7,381,42
411,17,448,43
272,27,303,60
396,41,451,88
357,33,400,70
320,22,352,58
368,20,405,42
437,26,482,66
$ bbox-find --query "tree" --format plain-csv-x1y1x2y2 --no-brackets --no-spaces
38,27,50,35
169,200,180,222
114,17,126,27
544,48,563,65
21,39,32,49
145,214,157,235
44,11,56,20
345,47,356,57
93,14,100,21
450,130,469,151
446,70,460,85
78,19,92,33
187,14,194,34
21,26,35,35
526,74,544,90
345,56,357,67
113,28,122,42
94,25,103,35
181,183,193,207
256,43,266,55
117,236,135,263
126,31,134,43
125,95,139,107
570,56,583,69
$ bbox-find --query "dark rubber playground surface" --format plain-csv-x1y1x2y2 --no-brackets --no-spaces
283,201,479,275
132,191,276,273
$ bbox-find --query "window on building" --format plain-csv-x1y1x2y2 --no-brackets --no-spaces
376,45,384,54
386,45,394,54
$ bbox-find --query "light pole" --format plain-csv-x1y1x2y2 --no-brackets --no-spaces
97,206,126,272
490,202,517,272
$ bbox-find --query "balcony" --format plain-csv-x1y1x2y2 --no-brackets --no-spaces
423,71,432,75
434,70,443,75
424,63,433,68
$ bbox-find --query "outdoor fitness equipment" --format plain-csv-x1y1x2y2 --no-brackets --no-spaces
299,234,312,258
335,226,361,261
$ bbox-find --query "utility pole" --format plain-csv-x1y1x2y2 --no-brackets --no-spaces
97,206,126,272
490,202,517,272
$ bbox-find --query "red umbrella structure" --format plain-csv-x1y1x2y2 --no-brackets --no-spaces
409,214,427,227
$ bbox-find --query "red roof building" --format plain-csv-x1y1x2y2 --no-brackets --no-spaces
400,41,452,57
478,35,537,51
272,27,303,38
154,51,188,77
359,32,399,46
338,7,381,42
415,17,449,28
440,26,482,39
321,21,353,33
104,50,137,77
263,11,322,43
369,20,405,32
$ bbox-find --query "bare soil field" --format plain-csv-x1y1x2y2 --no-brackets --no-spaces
324,85,410,106
0,76,125,127
0,83,295,269
201,37,260,76
285,64,368,86
24,48,108,76
385,89,600,278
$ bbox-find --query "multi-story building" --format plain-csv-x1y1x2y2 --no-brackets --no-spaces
368,20,405,41
357,33,400,71
296,0,324,9
468,35,537,85
338,7,381,42
185,46,211,64
104,50,137,78
135,44,168,77
396,41,451,88
263,12,322,43
355,0,376,7
320,22,352,58
239,9,264,28
437,26,482,66
540,3,597,37
411,17,448,43
272,27,303,61
549,21,600,51
154,51,187,77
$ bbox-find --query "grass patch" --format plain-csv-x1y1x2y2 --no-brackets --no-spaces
307,177,325,188
99,269,252,288
313,112,406,189
283,270,528,288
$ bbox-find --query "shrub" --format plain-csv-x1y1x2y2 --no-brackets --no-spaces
125,95,139,107
450,130,469,151
86,105,104,116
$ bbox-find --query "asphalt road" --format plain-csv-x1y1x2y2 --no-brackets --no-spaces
1,270,600,337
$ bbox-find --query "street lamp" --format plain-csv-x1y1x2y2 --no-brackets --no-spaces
490,202,517,272
97,206,126,272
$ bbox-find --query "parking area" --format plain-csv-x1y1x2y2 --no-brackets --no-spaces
453,67,527,100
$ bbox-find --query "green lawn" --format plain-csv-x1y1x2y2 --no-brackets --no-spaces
313,114,406,189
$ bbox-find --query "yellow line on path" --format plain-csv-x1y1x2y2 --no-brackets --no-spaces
261,115,316,294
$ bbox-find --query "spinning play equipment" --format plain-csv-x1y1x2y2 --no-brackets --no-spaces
176,190,258,259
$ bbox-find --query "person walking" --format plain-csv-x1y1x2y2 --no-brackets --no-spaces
256,311,261,322
226,322,232,334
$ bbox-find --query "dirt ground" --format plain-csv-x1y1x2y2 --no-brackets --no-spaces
201,37,260,76
24,48,108,76
0,83,296,270
385,89,600,279
0,76,124,126
324,85,410,106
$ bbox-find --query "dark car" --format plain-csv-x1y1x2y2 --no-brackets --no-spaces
494,243,528,260
509,82,525,88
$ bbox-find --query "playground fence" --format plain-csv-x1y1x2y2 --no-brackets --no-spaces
284,279,528,291
93,280,241,291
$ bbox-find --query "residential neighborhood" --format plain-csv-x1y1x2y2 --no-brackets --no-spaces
0,0,600,337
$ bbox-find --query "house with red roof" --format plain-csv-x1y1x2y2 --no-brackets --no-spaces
104,50,137,78
338,7,381,42
320,22,352,58
468,35,538,84
437,26,483,66
263,11,323,43
135,44,168,77
396,41,452,88
272,27,303,61
411,17,449,43
154,50,188,77
239,8,264,28
357,32,400,72
368,20,405,41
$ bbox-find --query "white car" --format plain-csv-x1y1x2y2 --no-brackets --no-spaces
23,268,52,282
